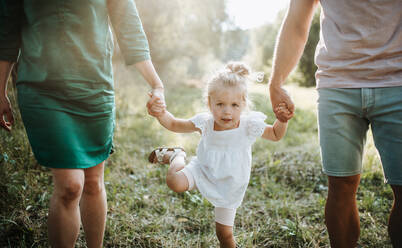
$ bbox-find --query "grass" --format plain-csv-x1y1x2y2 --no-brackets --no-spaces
0,63,393,247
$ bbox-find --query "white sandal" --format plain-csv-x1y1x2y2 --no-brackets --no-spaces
148,147,186,164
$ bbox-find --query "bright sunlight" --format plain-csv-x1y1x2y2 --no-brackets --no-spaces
226,0,290,29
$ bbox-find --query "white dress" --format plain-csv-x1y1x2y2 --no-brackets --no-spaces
186,111,267,209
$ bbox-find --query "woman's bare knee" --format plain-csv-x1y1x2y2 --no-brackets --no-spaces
57,181,83,206
51,168,85,205
83,162,105,196
83,177,104,196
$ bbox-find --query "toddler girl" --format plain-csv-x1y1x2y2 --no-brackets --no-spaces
147,62,290,248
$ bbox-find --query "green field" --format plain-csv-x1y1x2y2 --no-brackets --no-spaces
0,64,393,247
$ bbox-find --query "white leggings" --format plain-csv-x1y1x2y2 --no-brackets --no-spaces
181,167,237,226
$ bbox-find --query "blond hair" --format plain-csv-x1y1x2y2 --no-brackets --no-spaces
206,61,252,109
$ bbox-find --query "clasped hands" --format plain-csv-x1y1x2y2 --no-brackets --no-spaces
146,88,166,117
269,84,294,123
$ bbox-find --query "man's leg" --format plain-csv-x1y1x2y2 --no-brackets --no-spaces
317,88,369,247
80,161,107,248
368,86,402,247
388,185,402,247
48,168,85,248
325,175,360,248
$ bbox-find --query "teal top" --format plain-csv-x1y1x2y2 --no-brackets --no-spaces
0,0,150,168
0,0,150,82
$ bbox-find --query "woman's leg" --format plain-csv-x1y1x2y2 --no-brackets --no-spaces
216,222,235,248
80,161,107,248
48,168,85,248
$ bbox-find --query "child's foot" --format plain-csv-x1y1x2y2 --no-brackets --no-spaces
148,147,186,164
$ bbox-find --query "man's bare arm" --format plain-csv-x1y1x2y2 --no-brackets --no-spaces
269,0,319,121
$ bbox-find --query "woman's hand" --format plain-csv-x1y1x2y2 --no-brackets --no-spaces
0,95,14,131
146,87,166,117
133,60,166,117
0,61,15,131
269,84,295,122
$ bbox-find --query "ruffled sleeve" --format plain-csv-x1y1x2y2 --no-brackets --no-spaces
190,113,210,134
246,111,267,140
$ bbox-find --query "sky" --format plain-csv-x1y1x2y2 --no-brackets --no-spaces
226,0,290,29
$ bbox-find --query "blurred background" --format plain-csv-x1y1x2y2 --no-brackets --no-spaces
130,0,319,88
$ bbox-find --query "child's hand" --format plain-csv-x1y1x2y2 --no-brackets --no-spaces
147,89,166,117
274,102,293,122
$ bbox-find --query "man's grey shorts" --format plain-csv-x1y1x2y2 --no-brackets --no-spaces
317,87,402,185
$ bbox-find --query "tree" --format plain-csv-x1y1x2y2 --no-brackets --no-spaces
297,8,320,87
246,9,286,78
221,28,250,62
133,0,229,77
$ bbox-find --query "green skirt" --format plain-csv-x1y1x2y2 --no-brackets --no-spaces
17,81,115,169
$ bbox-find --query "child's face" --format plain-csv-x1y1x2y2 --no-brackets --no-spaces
208,87,245,131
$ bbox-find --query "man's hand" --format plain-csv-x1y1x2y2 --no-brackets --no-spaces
274,102,292,123
146,88,166,117
0,96,14,131
269,83,295,122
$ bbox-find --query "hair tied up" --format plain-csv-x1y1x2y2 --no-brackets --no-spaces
225,62,251,77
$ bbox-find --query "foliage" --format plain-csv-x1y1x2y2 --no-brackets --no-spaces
220,28,250,62
296,8,320,87
257,10,285,68
245,9,285,77
134,0,229,78
129,1,320,89
248,7,321,87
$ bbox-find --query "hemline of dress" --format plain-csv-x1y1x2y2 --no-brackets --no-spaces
35,146,113,169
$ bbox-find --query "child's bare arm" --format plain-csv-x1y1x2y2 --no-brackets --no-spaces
156,111,199,133
261,120,288,141
260,102,290,141
146,93,199,133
